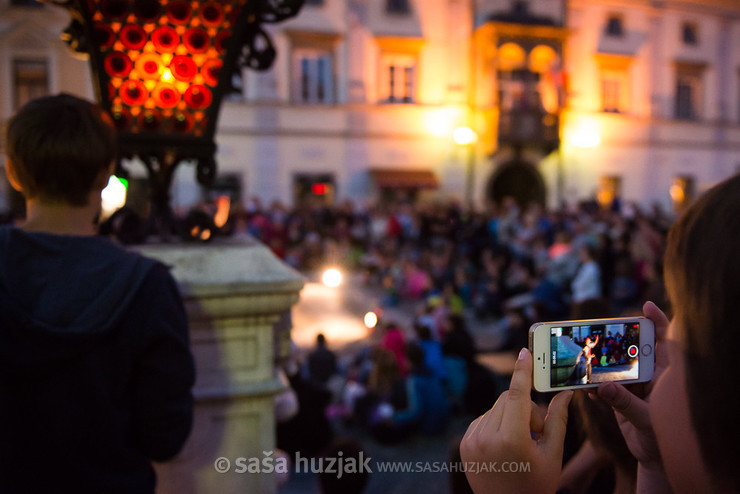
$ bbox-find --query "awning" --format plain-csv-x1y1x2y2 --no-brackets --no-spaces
369,169,439,189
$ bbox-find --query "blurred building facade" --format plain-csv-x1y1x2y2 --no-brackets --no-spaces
1,0,740,213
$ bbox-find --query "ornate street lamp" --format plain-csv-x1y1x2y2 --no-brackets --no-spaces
42,0,304,237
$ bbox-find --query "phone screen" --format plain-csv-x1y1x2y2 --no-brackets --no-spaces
550,322,640,388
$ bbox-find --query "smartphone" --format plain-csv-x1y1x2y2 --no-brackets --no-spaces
529,317,655,392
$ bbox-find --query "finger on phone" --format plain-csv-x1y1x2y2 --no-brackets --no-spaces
501,348,533,438
643,301,669,340
542,390,573,455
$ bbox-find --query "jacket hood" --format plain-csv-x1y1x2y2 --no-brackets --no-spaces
0,227,157,374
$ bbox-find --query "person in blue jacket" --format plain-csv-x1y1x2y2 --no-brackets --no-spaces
0,94,195,493
393,342,450,436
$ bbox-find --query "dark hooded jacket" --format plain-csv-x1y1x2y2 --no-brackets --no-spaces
0,227,195,493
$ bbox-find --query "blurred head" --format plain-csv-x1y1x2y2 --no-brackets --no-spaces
5,94,116,206
405,342,425,368
651,173,740,493
368,347,400,396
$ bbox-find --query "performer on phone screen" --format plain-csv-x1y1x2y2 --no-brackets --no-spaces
583,335,599,383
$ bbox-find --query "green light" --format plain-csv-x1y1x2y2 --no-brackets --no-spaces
116,176,129,189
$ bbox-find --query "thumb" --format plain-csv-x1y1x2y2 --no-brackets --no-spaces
541,390,573,455
597,382,651,429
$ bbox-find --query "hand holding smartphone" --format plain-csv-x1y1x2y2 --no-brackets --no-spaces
529,317,655,392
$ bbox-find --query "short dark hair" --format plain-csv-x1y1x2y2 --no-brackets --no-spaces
664,173,740,491
5,93,117,206
405,342,425,367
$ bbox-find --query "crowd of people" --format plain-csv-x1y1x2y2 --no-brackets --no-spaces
252,192,678,493
218,193,671,349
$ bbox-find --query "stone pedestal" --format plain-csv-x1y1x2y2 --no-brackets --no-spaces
135,236,304,494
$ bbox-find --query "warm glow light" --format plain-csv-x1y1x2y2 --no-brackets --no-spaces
364,312,378,329
322,268,343,288
498,42,526,71
670,184,685,203
213,195,230,228
567,120,601,149
424,107,462,138
101,175,127,217
162,68,173,82
453,126,477,146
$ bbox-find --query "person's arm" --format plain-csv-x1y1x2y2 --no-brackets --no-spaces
591,302,672,494
460,349,573,494
130,265,195,462
558,440,609,494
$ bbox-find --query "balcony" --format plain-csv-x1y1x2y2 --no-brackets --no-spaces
498,109,559,152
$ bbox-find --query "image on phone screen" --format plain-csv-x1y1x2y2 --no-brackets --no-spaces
550,322,640,387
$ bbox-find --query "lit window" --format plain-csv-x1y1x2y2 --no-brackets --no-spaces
682,22,698,45
598,176,621,209
293,49,334,104
600,70,628,113
13,59,48,110
675,66,703,120
294,173,335,206
605,15,624,37
670,176,694,212
381,54,416,104
386,0,411,15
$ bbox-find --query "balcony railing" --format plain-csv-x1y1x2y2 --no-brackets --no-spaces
498,109,560,152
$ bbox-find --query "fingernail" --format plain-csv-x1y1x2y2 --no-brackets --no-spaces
601,382,617,400
518,348,527,360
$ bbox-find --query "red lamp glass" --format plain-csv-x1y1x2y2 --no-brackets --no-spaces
166,0,192,24
183,28,210,53
104,51,133,77
45,0,303,238
153,83,180,108
200,3,224,26
151,26,179,52
120,24,147,50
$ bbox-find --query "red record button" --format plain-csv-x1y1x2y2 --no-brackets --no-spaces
628,345,639,358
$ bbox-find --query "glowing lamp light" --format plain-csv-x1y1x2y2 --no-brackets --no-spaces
101,175,127,217
453,126,477,146
322,268,343,288
569,127,601,149
670,184,685,203
363,312,378,329
312,183,327,195
213,195,231,228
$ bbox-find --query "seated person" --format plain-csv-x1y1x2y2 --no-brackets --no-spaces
392,343,451,436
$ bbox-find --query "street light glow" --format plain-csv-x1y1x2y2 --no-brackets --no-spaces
569,126,601,148
322,268,343,288
453,126,477,146
364,311,378,329
101,175,127,217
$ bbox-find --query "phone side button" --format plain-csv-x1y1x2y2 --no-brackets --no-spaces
641,344,653,356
